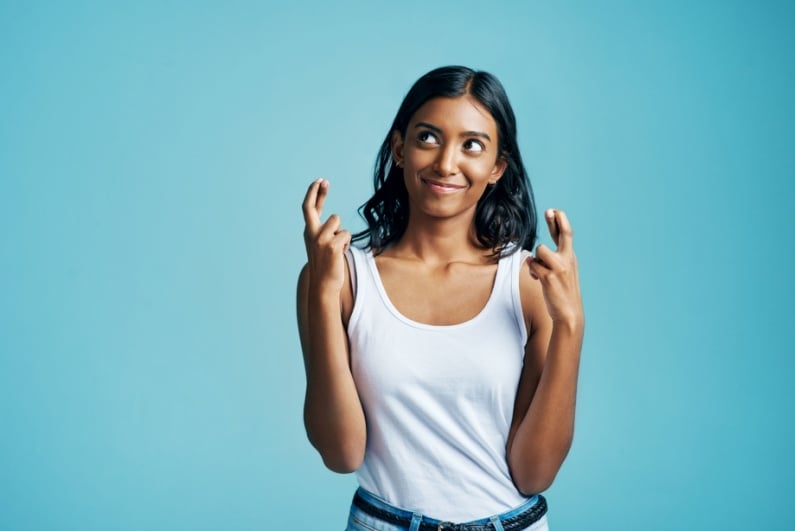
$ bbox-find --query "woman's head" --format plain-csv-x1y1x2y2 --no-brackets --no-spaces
353,65,538,255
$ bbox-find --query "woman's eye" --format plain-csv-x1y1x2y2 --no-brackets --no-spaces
417,131,439,144
464,139,485,153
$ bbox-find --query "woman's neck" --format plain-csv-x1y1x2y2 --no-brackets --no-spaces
388,212,490,265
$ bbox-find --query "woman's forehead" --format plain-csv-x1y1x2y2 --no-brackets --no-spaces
409,96,497,135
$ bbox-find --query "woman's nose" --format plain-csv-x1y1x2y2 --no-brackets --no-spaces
433,145,459,176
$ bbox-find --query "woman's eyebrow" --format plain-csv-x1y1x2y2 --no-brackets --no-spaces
414,122,492,142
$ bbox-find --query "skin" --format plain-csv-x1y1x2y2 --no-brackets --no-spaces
297,95,584,493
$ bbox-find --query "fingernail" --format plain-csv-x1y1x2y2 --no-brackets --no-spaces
546,209,554,218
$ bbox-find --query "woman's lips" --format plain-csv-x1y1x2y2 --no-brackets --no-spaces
421,178,466,193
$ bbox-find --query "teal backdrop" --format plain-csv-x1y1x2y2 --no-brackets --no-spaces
2,1,793,529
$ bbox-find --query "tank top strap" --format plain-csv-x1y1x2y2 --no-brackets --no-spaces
507,247,530,347
347,246,376,331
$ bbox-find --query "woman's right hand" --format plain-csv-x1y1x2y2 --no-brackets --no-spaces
299,179,365,473
302,178,351,296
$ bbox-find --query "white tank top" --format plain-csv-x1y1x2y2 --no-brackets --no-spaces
346,246,532,521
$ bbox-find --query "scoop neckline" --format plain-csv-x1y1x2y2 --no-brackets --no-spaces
364,249,505,330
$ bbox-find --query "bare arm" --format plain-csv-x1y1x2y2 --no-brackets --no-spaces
507,209,585,494
297,178,366,473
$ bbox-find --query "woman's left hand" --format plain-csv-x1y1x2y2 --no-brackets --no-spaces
527,209,584,327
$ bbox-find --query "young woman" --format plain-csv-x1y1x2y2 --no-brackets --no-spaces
297,66,584,530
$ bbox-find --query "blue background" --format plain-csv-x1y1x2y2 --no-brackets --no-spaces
2,1,793,529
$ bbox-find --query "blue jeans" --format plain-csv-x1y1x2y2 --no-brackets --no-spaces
345,488,550,531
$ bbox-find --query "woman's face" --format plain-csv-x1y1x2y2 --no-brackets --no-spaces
392,95,507,222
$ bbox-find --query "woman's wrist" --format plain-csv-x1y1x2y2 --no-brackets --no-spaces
308,281,343,308
550,314,584,336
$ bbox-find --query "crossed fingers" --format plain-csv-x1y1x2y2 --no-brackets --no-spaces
528,208,575,280
302,178,328,237
302,178,351,254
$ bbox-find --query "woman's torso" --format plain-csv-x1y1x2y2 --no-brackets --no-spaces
345,245,531,522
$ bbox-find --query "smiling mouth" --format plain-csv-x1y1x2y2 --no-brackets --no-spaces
421,178,466,192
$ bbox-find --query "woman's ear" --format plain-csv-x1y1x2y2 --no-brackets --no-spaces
489,157,508,184
391,130,405,167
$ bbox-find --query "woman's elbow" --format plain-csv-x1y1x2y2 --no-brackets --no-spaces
508,450,566,495
320,449,364,474
514,471,557,496
304,405,366,473
306,426,365,473
312,439,365,473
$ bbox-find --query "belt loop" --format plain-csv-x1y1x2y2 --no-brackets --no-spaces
489,515,504,531
409,512,422,531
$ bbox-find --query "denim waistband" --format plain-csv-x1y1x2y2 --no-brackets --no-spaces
352,488,547,531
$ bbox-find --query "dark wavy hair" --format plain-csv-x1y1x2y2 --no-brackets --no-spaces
352,65,538,256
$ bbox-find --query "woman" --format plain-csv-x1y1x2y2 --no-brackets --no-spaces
297,66,584,530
